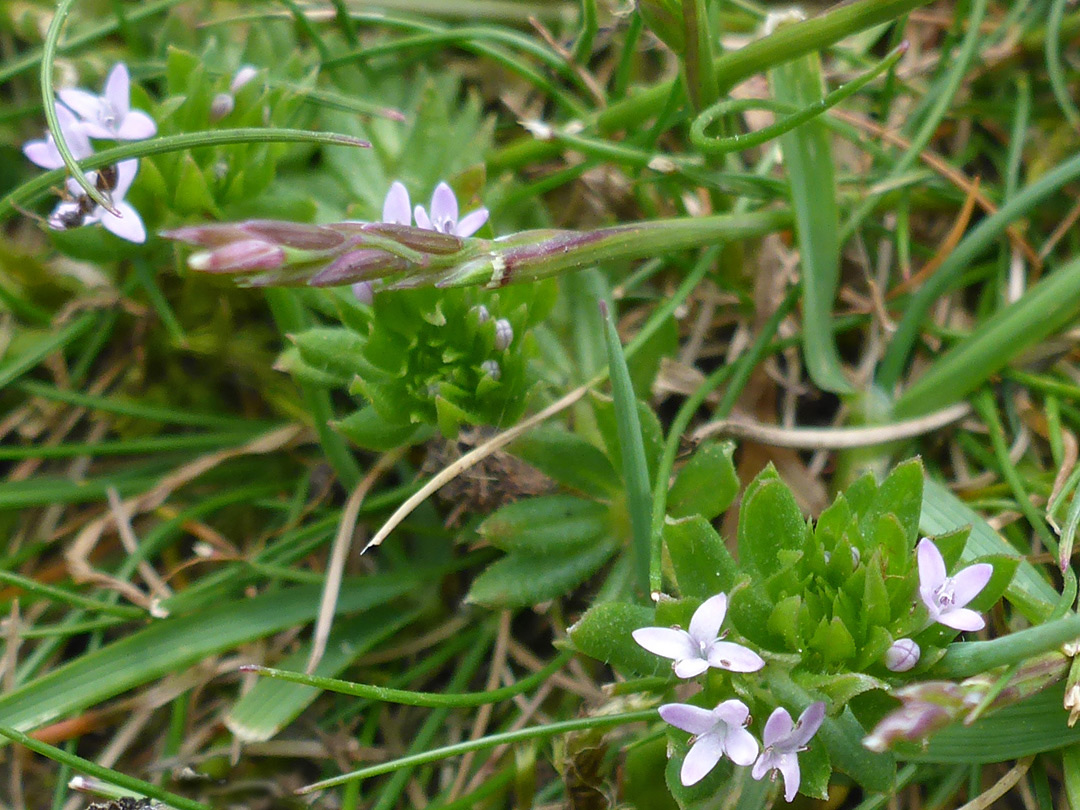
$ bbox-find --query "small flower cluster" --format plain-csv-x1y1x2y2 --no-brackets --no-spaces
23,63,155,243
883,538,993,674
633,593,825,800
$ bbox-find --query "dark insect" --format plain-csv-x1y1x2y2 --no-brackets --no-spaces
48,163,120,231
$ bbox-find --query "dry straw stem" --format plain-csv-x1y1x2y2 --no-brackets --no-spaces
363,383,593,552
955,756,1033,810
692,402,971,448
66,425,307,610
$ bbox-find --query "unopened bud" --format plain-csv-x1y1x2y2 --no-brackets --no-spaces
494,319,513,351
480,360,501,380
210,92,235,120
188,239,285,273
309,250,407,287
863,701,950,752
885,639,920,672
352,281,375,305
471,304,490,323
230,65,258,94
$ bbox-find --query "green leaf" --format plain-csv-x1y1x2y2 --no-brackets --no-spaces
665,515,738,599
478,495,610,554
798,733,832,800
510,426,621,497
795,670,889,708
173,153,219,216
737,475,808,577
860,457,923,552
591,391,664,482
466,539,617,608
291,327,368,380
333,406,421,451
567,602,664,678
667,440,739,521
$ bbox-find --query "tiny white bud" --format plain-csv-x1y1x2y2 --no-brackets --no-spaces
230,65,259,94
210,92,235,120
885,639,920,672
352,281,375,305
480,360,501,380
494,319,513,351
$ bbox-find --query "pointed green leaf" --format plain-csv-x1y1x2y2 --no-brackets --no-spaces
478,495,609,554
667,440,738,521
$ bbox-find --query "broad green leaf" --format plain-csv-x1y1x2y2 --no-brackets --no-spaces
665,515,738,599
667,440,738,521
737,475,807,577
510,427,620,497
478,495,609,554
466,539,617,607
567,602,663,677
624,737,680,810
333,406,421,451
291,327,368,380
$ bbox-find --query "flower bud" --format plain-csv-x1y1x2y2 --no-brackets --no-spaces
230,65,258,94
188,239,286,273
210,92,235,120
352,281,374,305
309,250,408,287
494,319,513,351
885,639,920,672
480,360,501,380
471,304,490,324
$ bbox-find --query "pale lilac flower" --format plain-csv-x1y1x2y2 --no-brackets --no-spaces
917,538,993,632
48,159,145,243
382,181,412,225
660,699,759,786
413,182,489,237
885,639,920,672
632,593,765,678
23,104,93,169
59,63,156,140
751,702,825,802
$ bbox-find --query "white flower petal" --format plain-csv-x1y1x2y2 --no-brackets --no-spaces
711,699,750,727
777,751,801,802
950,563,993,607
688,593,727,643
788,702,826,749
104,63,131,117
429,182,458,228
917,539,946,592
413,205,432,230
116,109,156,140
672,657,710,678
382,182,412,225
23,140,63,169
723,725,759,767
100,201,146,243
632,627,698,662
659,703,717,735
939,607,985,632
680,733,725,786
706,640,764,672
762,707,794,748
454,208,489,237
751,750,776,781
58,88,103,122
114,159,139,198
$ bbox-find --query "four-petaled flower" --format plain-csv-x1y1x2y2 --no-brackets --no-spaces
414,181,489,237
49,160,146,243
917,538,993,631
58,63,156,140
23,104,93,169
633,593,765,678
660,700,759,786
751,702,825,802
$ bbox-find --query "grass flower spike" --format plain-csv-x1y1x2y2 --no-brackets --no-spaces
917,538,993,631
414,181,489,237
58,63,156,140
751,702,826,801
632,593,764,678
659,700,759,786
